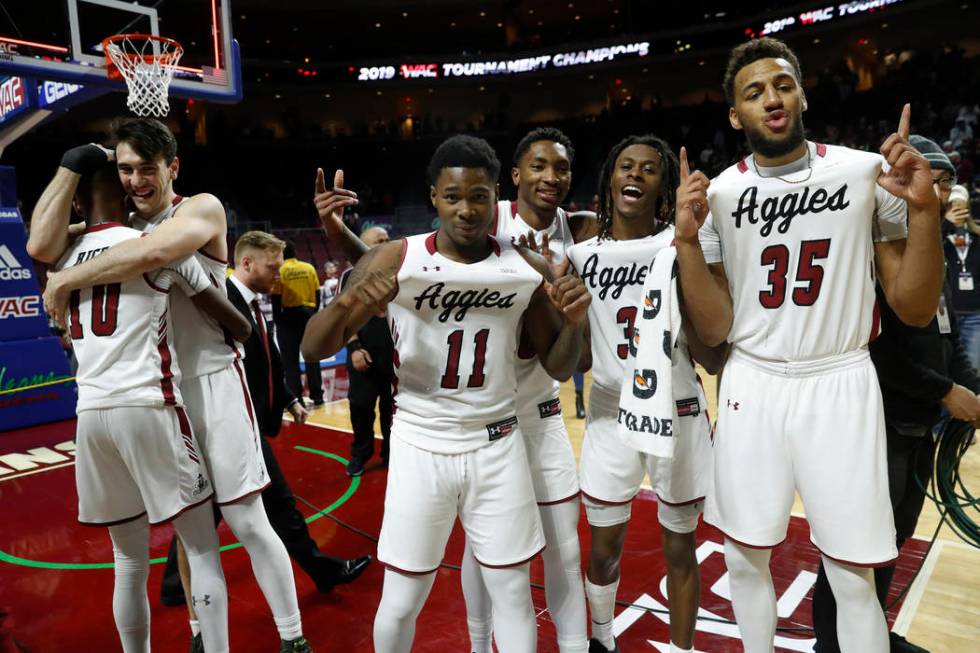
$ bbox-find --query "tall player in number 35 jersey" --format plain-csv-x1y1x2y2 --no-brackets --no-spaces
302,135,591,653
675,38,943,653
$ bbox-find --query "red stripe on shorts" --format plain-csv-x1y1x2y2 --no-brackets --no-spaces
157,313,176,405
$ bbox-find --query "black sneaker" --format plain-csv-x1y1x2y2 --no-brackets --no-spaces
589,639,619,652
280,637,313,653
890,632,930,653
575,392,586,419
346,459,365,476
189,633,203,653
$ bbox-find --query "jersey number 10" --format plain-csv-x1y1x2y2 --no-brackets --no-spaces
68,284,122,338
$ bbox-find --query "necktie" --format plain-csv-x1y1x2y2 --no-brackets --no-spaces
252,299,274,407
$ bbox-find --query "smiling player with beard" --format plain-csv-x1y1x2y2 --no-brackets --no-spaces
674,38,943,653
565,135,726,653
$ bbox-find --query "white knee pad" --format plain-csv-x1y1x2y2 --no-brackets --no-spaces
657,500,703,534
583,495,631,527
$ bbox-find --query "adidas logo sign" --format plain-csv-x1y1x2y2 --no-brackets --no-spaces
0,245,31,281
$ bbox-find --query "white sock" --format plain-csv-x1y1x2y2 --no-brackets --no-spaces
585,577,619,650
461,540,493,653
670,643,694,653
822,556,888,653
189,619,201,637
274,611,303,640
723,539,776,653
539,501,588,653
221,496,300,624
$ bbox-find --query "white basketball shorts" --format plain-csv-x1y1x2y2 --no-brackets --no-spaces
76,405,213,526
706,349,898,566
377,424,545,574
520,405,580,505
180,360,269,504
580,383,711,514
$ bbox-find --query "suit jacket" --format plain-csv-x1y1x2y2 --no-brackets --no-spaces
226,278,296,437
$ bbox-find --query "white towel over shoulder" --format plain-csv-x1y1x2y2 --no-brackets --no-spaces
616,245,680,458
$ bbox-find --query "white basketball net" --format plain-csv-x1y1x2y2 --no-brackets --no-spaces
104,35,184,117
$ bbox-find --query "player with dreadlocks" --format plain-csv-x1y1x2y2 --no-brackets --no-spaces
567,135,726,653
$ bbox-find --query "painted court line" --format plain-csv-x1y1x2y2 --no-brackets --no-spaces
892,540,944,634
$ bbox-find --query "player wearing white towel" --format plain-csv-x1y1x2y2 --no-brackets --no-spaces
302,135,590,653
53,161,251,653
566,135,724,653
35,119,314,652
674,38,943,652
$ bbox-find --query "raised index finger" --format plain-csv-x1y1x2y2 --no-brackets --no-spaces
679,146,690,181
898,103,910,141
315,168,326,194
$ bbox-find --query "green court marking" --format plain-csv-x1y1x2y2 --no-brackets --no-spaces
0,445,358,570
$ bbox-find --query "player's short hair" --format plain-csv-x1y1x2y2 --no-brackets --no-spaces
426,135,500,186
723,37,803,106
111,117,178,164
596,134,679,241
512,127,575,166
234,230,285,265
75,160,120,209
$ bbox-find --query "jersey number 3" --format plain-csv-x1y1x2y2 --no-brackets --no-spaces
68,284,122,338
441,328,490,389
759,239,831,309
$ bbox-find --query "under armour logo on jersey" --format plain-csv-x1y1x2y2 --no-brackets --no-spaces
632,369,657,399
192,594,211,607
421,265,442,272
643,289,661,319
727,399,740,410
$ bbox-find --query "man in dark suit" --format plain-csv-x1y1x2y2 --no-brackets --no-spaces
160,231,370,608
226,231,371,591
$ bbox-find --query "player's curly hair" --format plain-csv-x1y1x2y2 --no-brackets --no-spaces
512,127,575,166
595,134,679,241
723,37,803,106
426,134,501,185
111,117,178,164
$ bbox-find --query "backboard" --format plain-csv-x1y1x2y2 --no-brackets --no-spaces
0,0,240,103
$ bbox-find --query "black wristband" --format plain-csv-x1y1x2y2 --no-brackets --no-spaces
60,143,112,174
346,339,362,353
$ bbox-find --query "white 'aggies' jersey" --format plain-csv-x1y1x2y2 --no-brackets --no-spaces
388,232,543,454
699,142,908,363
130,196,239,378
493,200,575,425
56,223,211,411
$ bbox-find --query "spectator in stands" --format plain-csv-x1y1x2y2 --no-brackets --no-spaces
319,260,340,307
273,242,324,407
950,118,973,150
343,226,393,477
944,182,980,369
950,151,974,189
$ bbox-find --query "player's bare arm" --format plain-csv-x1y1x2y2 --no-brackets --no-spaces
680,313,729,375
568,210,599,242
190,286,252,343
314,168,369,263
301,241,400,360
520,250,590,381
42,193,226,325
673,146,734,346
575,318,593,374
874,104,944,327
28,144,114,264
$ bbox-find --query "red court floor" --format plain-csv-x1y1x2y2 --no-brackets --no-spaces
0,419,927,652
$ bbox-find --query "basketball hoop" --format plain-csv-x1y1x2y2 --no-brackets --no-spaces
103,34,184,117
